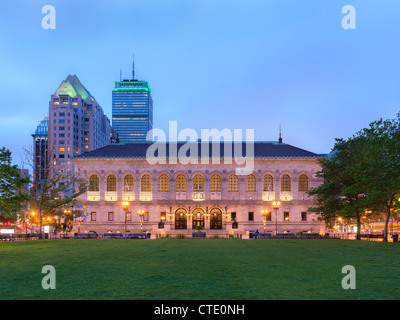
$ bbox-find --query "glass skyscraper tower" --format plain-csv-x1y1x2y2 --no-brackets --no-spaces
112,57,153,143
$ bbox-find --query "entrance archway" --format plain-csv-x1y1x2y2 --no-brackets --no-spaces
175,208,187,229
192,208,205,229
210,208,223,229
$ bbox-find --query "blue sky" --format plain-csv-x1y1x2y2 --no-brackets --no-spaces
1,0,400,165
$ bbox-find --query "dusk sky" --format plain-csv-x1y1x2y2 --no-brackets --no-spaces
1,0,400,166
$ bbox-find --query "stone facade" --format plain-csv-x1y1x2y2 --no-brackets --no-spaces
72,152,325,237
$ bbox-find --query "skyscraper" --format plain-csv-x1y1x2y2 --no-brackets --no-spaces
48,75,116,175
112,56,153,143
32,114,49,181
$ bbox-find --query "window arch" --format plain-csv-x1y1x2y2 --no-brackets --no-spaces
263,174,274,191
124,174,134,192
211,174,221,192
193,174,204,192
176,174,187,192
159,174,169,192
106,174,117,192
89,174,99,192
228,174,238,192
299,174,309,192
141,174,152,192
281,174,291,192
246,174,256,192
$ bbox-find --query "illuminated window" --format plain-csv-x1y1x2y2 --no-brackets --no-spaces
59,147,65,152
89,174,99,192
211,174,221,192
281,174,291,192
141,174,151,192
176,175,186,192
193,174,204,192
263,174,274,191
124,174,134,192
159,174,169,192
106,174,117,192
284,212,290,221
228,174,238,192
246,174,256,192
299,174,309,192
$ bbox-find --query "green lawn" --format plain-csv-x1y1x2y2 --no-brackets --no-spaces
1,238,399,300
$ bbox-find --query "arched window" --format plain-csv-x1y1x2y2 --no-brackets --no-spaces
124,174,134,192
193,174,204,192
106,174,117,192
211,174,221,192
228,174,238,192
263,174,274,191
299,174,309,192
281,174,291,192
89,174,99,192
176,175,187,192
246,174,256,192
159,174,169,192
141,174,152,192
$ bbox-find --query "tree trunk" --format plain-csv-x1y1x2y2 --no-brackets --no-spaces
356,215,361,240
383,207,391,242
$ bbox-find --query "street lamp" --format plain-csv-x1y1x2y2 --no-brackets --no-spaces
138,209,145,233
272,201,281,235
122,200,130,235
260,209,269,234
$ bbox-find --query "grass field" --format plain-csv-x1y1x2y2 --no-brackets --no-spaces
1,238,400,300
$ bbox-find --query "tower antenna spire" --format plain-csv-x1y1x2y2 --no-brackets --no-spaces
279,124,282,143
132,52,135,80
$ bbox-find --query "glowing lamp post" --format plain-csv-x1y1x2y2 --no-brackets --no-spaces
260,209,269,234
122,201,130,234
272,201,281,235
138,209,145,233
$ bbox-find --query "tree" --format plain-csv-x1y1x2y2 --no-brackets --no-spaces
23,146,88,237
308,113,400,242
0,147,30,221
307,138,368,240
352,115,400,242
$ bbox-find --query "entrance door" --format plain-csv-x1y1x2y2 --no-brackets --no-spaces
175,209,187,229
192,208,205,229
210,208,223,229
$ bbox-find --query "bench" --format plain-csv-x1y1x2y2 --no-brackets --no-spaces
72,233,98,239
104,233,123,239
126,233,147,239
254,233,272,239
275,232,296,238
